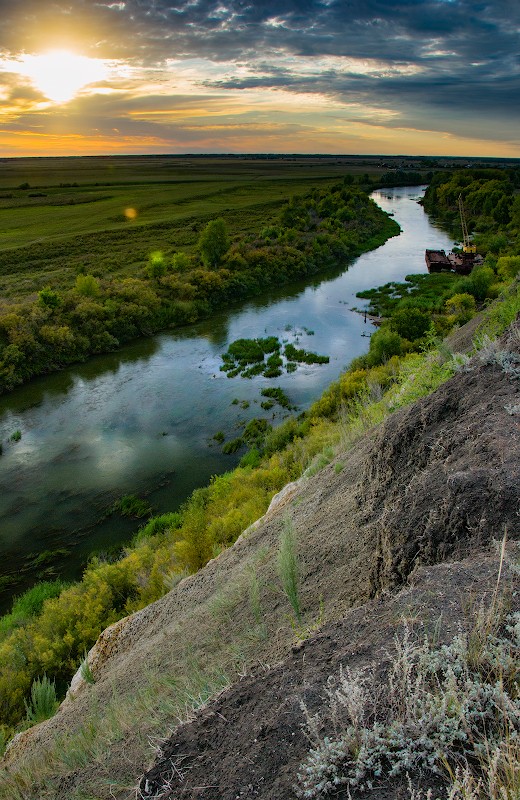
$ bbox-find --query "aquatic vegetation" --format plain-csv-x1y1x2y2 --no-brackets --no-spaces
112,494,152,519
284,343,329,365
260,387,295,410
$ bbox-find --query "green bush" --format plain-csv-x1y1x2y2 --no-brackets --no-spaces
366,328,403,366
24,675,59,724
445,292,477,324
198,218,230,268
464,265,496,301
0,580,69,640
38,287,61,309
75,274,100,297
497,255,520,280
390,306,431,341
132,512,183,545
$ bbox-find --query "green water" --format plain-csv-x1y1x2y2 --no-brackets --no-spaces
0,187,454,610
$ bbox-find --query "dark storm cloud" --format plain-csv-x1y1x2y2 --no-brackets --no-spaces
0,0,518,144
1,1,518,61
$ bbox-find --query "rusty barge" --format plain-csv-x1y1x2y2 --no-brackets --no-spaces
425,249,479,275
425,193,482,275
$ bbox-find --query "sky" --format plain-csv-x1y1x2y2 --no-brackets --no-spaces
0,0,518,158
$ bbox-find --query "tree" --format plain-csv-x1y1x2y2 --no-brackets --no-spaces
146,251,167,281
198,218,230,268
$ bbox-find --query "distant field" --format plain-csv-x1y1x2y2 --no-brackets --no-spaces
0,155,408,301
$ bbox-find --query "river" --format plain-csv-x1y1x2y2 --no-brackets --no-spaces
0,186,454,610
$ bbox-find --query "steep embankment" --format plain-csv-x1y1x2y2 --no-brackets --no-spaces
139,554,518,800
1,318,519,799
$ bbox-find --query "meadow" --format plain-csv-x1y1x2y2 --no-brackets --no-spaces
0,155,396,301
0,156,409,392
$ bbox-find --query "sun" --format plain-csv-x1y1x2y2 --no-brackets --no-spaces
17,50,109,104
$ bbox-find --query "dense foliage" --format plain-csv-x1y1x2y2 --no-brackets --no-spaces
422,167,520,254
0,184,398,394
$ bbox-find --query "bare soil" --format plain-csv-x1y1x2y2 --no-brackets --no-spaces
139,554,518,800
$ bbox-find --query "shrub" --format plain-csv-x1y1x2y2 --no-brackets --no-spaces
24,675,59,724
243,418,272,447
445,292,477,324
390,306,431,341
366,328,403,366
171,251,191,271
0,580,68,640
146,251,167,281
464,266,496,301
75,274,100,297
38,287,61,309
132,512,183,545
497,255,520,280
296,610,520,798
263,417,304,456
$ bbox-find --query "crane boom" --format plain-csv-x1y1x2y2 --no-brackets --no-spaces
458,194,476,254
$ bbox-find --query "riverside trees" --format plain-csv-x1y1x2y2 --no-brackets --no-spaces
0,184,398,394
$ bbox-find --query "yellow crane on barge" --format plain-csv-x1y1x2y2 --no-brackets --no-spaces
425,193,479,275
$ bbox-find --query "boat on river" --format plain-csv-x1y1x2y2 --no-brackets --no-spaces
425,193,482,276
425,249,481,275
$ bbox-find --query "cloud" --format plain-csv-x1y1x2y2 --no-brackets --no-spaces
0,0,518,154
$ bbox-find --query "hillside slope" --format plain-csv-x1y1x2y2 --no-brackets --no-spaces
1,318,519,799
139,553,519,800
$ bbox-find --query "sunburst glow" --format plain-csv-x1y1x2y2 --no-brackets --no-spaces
16,50,109,103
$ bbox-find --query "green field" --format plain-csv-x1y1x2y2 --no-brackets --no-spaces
0,155,420,301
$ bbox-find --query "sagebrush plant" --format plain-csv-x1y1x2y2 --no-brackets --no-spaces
476,334,520,378
296,602,520,799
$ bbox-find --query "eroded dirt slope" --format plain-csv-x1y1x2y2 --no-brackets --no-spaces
139,554,518,800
